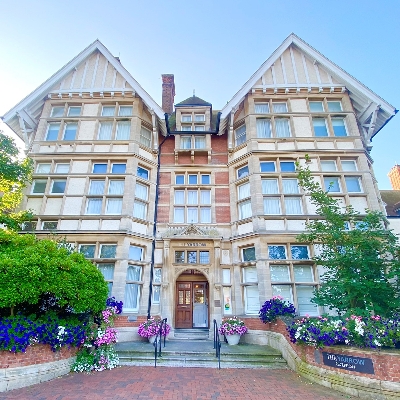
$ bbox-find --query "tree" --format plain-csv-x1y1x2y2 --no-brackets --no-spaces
0,230,109,316
0,131,33,230
296,157,400,317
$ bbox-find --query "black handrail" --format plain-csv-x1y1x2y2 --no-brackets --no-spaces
213,319,221,369
153,318,167,368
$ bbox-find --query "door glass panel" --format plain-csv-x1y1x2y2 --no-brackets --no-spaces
178,290,184,305
194,287,204,304
185,290,191,304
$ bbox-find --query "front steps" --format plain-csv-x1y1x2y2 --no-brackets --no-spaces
116,339,287,369
173,328,210,340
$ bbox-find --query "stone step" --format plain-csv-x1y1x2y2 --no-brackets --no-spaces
116,339,287,369
173,329,210,340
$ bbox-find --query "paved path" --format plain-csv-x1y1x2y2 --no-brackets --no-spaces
1,366,356,399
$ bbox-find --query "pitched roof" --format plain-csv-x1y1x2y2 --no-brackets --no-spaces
175,96,212,107
2,39,166,141
219,33,397,139
380,190,400,216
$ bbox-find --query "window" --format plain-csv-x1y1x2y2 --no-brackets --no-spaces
42,221,57,230
268,245,286,259
238,199,251,219
118,106,132,116
97,263,114,296
181,125,192,131
181,135,205,149
238,182,250,200
255,103,270,113
272,102,287,113
291,245,309,260
100,244,117,258
153,285,161,304
124,265,142,311
46,123,60,141
106,198,123,215
133,183,148,219
108,180,125,195
79,244,96,258
262,178,302,215
345,177,362,193
32,179,47,194
275,118,291,137
36,163,51,174
268,244,317,316
201,174,210,184
237,165,249,179
173,189,211,223
260,162,276,172
137,166,149,180
324,177,341,192
313,118,328,137
256,119,271,138
55,163,69,173
112,163,126,174
341,160,357,171
63,123,77,140
154,268,162,283
51,106,64,117
129,245,143,261
21,221,36,231
327,101,342,112
194,125,205,132
140,127,152,147
332,118,347,136
309,101,324,112
93,163,107,173
188,175,198,184
320,160,337,171
242,268,259,314
181,115,192,122
50,180,66,194
175,251,185,263
242,247,256,261
195,114,205,122
98,122,113,140
280,161,295,172
89,180,105,195
86,198,102,214
101,106,115,116
116,121,130,140
235,125,246,146
176,175,184,184
67,106,81,117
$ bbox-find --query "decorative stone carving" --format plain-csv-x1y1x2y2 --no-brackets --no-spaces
175,266,210,278
162,224,220,238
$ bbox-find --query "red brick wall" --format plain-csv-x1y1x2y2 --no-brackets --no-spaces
216,206,231,223
177,153,191,164
0,345,77,369
159,172,171,185
194,154,208,165
114,315,147,328
215,172,229,185
242,317,400,383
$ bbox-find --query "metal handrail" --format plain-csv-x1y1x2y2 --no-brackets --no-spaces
154,318,167,368
213,319,221,369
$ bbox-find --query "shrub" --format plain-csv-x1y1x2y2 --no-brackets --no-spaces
259,296,296,323
287,314,400,349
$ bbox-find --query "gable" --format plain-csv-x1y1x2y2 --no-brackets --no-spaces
220,34,397,141
3,40,166,144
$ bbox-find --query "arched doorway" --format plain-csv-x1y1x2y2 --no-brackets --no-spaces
175,269,209,329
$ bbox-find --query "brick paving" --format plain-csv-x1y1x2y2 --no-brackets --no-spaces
0,366,356,399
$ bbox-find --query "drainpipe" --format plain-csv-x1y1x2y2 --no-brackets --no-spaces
147,113,171,319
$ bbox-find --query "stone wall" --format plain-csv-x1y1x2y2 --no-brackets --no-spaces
242,317,400,399
0,345,77,392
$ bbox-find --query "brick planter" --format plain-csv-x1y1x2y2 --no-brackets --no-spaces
242,317,400,399
0,344,78,392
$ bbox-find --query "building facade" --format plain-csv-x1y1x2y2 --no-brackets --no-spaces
3,35,397,339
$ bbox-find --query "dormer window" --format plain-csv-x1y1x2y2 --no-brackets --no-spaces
181,125,192,131
194,126,205,131
180,136,206,149
182,115,192,122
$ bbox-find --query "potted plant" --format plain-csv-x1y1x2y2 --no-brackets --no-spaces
259,296,296,324
218,317,248,345
137,317,171,343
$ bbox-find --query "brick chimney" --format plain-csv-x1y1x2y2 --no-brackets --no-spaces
162,74,175,115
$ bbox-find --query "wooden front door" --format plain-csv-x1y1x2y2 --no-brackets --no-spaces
176,282,192,328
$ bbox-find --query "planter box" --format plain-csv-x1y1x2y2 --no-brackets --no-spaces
0,344,77,392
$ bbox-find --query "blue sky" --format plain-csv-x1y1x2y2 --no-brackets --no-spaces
1,0,399,189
